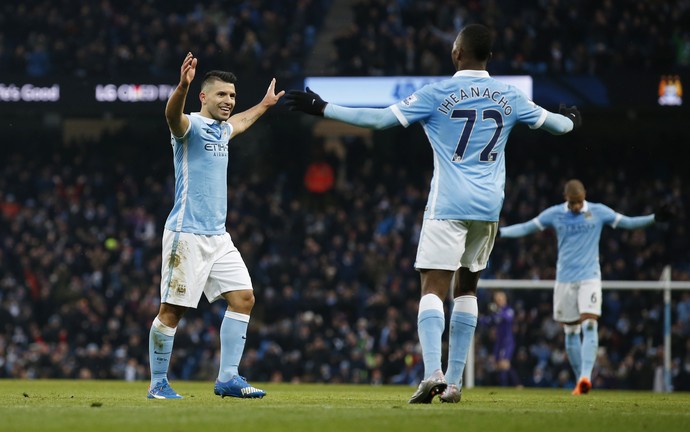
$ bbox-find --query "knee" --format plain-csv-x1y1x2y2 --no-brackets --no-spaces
563,324,581,335
582,318,598,331
226,290,255,314
243,291,256,310
158,303,186,327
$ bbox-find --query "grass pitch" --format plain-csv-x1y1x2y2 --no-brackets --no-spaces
1,380,688,432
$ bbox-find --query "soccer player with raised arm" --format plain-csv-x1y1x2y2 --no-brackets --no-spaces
285,24,581,403
147,52,284,399
498,179,674,395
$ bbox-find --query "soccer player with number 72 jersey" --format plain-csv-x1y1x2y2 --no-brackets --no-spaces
285,23,580,404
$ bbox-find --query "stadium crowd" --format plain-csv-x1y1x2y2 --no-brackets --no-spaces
1,118,689,391
3,0,689,80
0,0,329,80
329,0,690,76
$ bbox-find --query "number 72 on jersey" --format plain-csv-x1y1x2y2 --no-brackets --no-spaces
451,108,504,163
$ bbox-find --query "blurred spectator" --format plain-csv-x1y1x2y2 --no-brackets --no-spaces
479,290,521,387
328,0,690,76
4,1,688,80
0,0,329,80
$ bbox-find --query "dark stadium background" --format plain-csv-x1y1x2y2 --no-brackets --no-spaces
1,0,689,391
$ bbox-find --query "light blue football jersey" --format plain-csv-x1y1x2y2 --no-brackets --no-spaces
390,70,546,221
164,113,233,235
500,201,656,282
532,202,617,282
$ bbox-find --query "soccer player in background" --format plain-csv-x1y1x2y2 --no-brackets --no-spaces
481,290,520,387
498,179,674,395
285,23,581,403
147,52,284,399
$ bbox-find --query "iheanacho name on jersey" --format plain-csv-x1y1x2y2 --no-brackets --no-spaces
437,87,513,116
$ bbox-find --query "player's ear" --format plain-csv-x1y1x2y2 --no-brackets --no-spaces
199,91,206,105
451,43,462,63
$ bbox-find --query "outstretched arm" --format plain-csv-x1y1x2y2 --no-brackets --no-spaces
325,104,400,129
165,52,196,137
539,111,574,135
613,214,655,229
538,104,582,135
499,219,542,238
285,87,401,129
228,78,285,138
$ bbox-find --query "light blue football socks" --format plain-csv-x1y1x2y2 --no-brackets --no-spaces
564,324,583,379
417,294,445,379
445,295,478,388
217,310,250,382
149,317,176,386
580,319,599,380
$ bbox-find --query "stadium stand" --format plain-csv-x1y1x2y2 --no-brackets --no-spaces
324,0,690,76
1,114,689,390
4,0,688,79
0,0,330,79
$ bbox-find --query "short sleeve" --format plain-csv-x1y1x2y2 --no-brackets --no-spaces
513,88,547,129
172,114,194,141
596,204,618,226
389,85,436,128
536,206,559,229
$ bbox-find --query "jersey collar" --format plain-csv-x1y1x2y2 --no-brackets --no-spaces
562,200,589,213
191,112,223,125
453,70,490,78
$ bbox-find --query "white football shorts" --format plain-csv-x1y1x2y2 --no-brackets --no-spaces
160,229,253,308
553,279,602,323
414,219,498,272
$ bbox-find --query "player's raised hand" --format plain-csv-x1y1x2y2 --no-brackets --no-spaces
284,87,327,116
262,78,285,107
179,52,197,88
559,103,582,129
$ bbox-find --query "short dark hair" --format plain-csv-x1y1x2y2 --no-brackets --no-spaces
564,179,586,196
460,24,492,62
201,70,238,90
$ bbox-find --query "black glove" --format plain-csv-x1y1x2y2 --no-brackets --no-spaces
284,87,327,116
559,103,582,129
654,202,676,223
